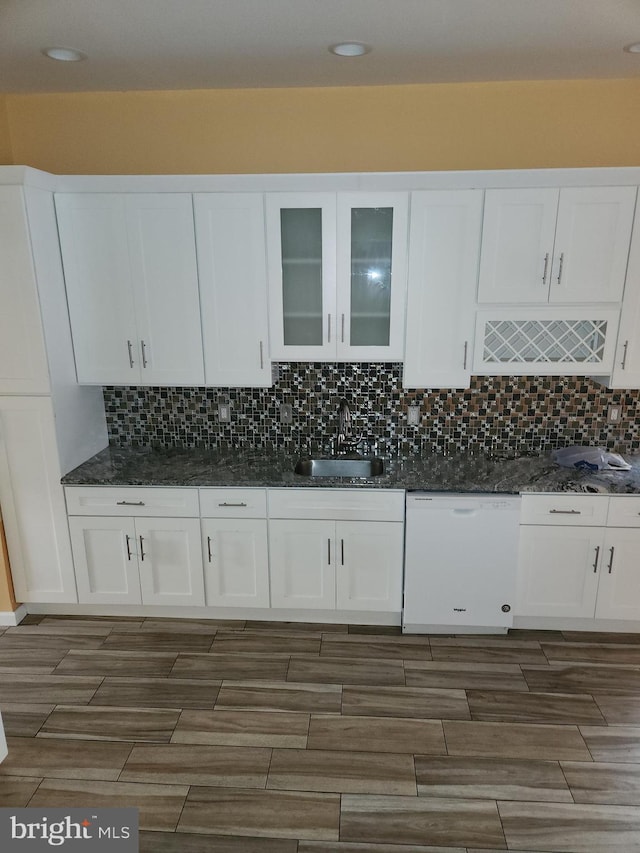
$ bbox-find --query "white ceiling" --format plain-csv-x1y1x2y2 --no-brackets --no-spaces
1,0,640,95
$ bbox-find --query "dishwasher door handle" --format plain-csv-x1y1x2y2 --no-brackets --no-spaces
451,508,478,516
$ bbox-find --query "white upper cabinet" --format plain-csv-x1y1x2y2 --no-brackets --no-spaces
267,192,408,361
403,190,483,388
194,193,271,386
478,186,637,304
610,203,640,388
0,186,50,394
56,193,204,385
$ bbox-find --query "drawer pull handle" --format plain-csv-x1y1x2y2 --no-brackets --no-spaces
141,339,148,369
327,538,331,565
549,509,581,515
556,252,564,285
139,535,146,562
125,534,133,561
607,546,615,574
463,340,468,370
341,538,344,565
207,535,213,563
127,339,134,368
622,340,629,370
218,502,248,507
542,252,549,284
117,500,145,506
259,340,264,370
592,545,600,573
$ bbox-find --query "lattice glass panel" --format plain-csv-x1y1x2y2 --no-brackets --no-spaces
483,319,608,364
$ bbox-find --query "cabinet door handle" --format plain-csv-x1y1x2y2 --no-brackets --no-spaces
327,314,331,343
259,340,264,370
556,252,564,285
549,509,581,515
542,252,550,285
341,538,344,565
341,313,345,343
621,340,629,370
139,535,146,562
207,535,213,563
327,538,331,565
127,340,135,368
141,339,148,369
463,340,468,370
592,545,600,573
218,502,247,507
607,546,615,574
117,500,145,506
125,534,133,561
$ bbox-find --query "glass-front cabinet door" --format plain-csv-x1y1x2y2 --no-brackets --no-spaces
266,191,408,361
336,192,408,360
266,193,337,360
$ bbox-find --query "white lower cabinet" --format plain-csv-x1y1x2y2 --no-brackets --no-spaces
517,494,640,623
65,486,204,607
69,515,204,606
268,489,404,613
202,518,270,608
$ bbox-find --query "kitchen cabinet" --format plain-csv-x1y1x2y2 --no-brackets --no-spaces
55,193,204,385
200,488,270,608
65,486,204,607
194,194,271,387
473,306,620,375
0,186,50,395
478,186,636,304
266,192,408,361
267,488,404,613
516,494,640,622
403,190,483,388
0,397,77,603
609,202,640,388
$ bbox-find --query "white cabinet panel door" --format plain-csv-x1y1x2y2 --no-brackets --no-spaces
267,193,337,361
551,186,636,303
404,190,483,388
136,517,204,607
195,194,270,386
269,519,335,609
0,397,76,603
610,205,640,388
126,194,204,385
595,529,640,621
336,192,408,361
69,516,140,604
335,521,403,612
0,186,49,394
202,518,269,608
516,525,602,618
55,193,139,385
478,189,559,304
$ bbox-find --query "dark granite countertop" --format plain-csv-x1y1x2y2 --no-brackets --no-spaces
61,446,640,495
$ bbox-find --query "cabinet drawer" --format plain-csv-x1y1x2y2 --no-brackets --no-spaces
65,486,199,517
199,488,267,518
606,496,640,528
268,488,405,521
520,493,609,526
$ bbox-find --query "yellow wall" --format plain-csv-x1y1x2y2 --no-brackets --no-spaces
5,78,640,175
0,97,13,165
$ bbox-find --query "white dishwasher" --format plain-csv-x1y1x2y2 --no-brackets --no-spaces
403,492,521,634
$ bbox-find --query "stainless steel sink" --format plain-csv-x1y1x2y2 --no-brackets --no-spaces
294,457,384,478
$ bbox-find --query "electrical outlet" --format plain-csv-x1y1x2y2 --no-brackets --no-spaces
608,405,622,423
279,403,293,424
218,403,231,423
407,405,421,426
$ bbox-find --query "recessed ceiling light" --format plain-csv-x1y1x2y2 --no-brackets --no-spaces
42,46,86,62
623,42,640,53
329,42,371,57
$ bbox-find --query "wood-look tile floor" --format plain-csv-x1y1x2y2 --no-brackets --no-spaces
2,618,640,851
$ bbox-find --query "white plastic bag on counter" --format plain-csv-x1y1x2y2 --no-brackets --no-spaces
552,446,631,472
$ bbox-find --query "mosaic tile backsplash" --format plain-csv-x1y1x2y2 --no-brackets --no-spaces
103,364,640,456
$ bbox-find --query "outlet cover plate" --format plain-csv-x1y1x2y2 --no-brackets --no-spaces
407,405,421,426
218,403,231,423
279,403,293,424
